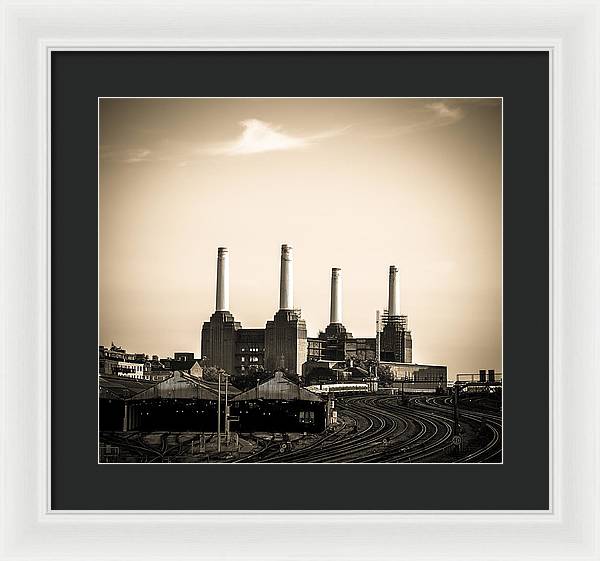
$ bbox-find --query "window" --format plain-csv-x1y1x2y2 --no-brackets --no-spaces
299,410,315,424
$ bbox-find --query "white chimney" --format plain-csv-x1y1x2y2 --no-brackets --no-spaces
279,244,293,310
330,268,342,324
388,265,400,317
215,247,229,311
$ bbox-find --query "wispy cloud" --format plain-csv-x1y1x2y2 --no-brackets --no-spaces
204,119,347,156
101,146,153,164
373,102,466,138
101,119,348,165
426,102,464,123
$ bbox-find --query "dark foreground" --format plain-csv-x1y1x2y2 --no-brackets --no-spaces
99,393,502,463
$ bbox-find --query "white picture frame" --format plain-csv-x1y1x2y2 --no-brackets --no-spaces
1,1,599,559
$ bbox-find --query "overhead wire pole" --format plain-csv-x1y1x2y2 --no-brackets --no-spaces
373,310,382,392
375,310,381,371
225,371,229,446
217,371,222,453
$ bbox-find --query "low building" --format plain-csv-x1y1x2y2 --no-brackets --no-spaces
456,370,502,384
99,345,147,379
99,375,157,430
124,371,241,432
231,371,327,433
381,362,448,393
302,360,347,385
174,352,195,362
302,359,372,385
114,361,145,379
143,370,173,382
171,359,204,379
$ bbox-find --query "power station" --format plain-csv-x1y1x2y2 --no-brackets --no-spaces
201,244,413,376
98,244,500,464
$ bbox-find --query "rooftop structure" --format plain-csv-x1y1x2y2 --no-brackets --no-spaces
232,371,323,403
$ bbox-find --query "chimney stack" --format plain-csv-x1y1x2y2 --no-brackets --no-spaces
388,265,400,317
215,247,229,311
330,268,342,324
279,244,293,310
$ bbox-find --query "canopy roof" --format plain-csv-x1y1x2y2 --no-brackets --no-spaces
130,371,240,401
99,375,156,400
232,371,323,403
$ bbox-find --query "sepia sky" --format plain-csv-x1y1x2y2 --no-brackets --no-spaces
99,98,502,379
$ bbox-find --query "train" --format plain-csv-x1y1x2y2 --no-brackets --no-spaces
305,383,370,395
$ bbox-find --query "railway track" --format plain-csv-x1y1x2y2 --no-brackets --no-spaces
99,391,501,463
422,396,502,462
247,395,452,463
263,395,408,463
245,393,501,463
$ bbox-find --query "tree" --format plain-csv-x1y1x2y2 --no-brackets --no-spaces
202,366,221,382
377,364,394,386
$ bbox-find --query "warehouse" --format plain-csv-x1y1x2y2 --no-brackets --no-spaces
124,371,241,432
231,371,327,433
99,375,156,431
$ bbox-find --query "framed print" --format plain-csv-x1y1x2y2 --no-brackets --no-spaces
1,1,599,560
55,52,543,511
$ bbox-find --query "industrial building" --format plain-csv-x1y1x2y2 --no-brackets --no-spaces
124,372,230,432
230,371,327,433
302,359,371,385
100,370,242,432
100,368,327,434
99,375,156,430
200,246,414,377
201,244,306,376
383,362,448,393
99,245,451,437
305,266,412,364
200,247,241,375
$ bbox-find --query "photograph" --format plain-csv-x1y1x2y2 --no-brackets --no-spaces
98,97,502,463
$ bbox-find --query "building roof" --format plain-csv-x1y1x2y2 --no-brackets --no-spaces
170,359,202,371
306,360,346,369
99,375,158,400
129,371,241,401
348,366,370,377
380,362,447,369
129,371,212,401
232,371,323,403
194,378,241,397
